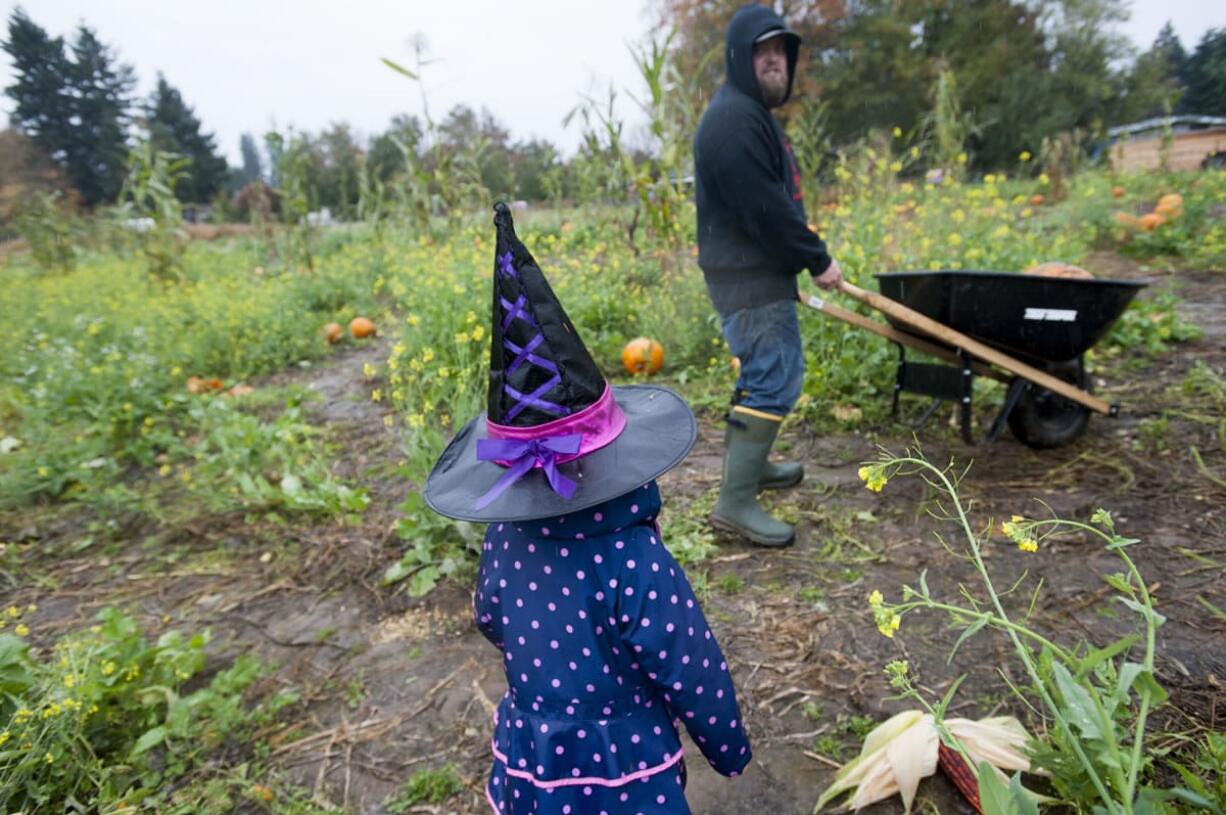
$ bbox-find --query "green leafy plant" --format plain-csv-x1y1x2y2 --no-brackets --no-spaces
12,190,78,273
854,448,1214,815
116,139,190,281
185,397,369,519
384,764,465,811
0,607,280,813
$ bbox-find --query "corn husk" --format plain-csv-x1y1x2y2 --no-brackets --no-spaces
814,712,1035,814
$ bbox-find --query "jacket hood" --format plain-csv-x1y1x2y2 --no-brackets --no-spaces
724,4,800,107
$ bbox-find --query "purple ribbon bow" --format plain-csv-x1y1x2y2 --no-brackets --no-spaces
473,434,583,510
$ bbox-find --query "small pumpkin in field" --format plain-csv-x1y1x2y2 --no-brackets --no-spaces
1154,193,1183,218
187,376,225,394
730,356,741,374
323,322,343,344
1111,185,1126,198
1029,193,1045,206
350,317,376,339
1024,261,1094,280
1112,211,1138,228
1138,212,1164,231
622,337,664,375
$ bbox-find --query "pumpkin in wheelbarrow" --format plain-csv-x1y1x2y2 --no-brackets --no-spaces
1023,261,1093,280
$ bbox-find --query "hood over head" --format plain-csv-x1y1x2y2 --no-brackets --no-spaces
724,4,801,107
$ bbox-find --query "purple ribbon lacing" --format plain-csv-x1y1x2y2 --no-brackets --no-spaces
496,252,569,422
497,251,517,278
473,435,583,510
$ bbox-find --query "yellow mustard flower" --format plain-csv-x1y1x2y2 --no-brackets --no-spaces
1019,151,1031,161
15,623,29,636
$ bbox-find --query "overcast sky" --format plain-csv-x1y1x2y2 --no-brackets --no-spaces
2,1,1222,165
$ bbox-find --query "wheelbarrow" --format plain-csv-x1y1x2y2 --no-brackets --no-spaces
801,270,1147,448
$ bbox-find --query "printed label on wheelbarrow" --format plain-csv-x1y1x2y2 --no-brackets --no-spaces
1023,307,1078,322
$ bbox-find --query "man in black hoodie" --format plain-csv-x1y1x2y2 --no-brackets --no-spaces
695,4,842,548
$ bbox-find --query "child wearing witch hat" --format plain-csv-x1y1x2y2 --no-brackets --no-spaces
425,203,752,813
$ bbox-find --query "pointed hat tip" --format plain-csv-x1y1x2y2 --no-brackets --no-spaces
493,200,512,226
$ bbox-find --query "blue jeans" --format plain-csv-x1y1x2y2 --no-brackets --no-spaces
720,298,804,416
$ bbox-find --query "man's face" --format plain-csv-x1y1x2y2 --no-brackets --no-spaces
753,36,789,108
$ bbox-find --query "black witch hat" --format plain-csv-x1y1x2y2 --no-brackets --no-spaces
423,203,696,522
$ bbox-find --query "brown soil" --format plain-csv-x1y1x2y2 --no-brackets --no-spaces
3,256,1223,815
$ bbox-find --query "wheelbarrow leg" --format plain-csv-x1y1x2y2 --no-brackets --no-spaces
958,350,974,445
987,378,1030,442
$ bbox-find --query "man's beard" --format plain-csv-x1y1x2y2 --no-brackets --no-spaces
759,73,788,107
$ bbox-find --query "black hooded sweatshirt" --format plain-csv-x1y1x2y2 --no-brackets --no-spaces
694,4,832,316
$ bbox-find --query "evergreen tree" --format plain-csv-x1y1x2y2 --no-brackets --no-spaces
1181,28,1226,116
147,74,228,203
2,10,73,165
1120,23,1187,121
64,25,135,204
2,11,134,206
239,132,262,183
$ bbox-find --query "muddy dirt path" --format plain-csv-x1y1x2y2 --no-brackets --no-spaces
4,259,1223,814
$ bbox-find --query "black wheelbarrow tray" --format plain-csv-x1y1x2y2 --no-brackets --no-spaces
799,270,1147,448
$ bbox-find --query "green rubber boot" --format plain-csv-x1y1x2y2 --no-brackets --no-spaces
760,459,804,490
709,412,796,548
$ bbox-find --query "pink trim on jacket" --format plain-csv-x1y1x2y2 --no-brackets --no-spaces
489,740,684,790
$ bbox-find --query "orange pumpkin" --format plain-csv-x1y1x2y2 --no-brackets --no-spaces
1112,211,1138,228
1111,185,1126,198
1154,193,1183,217
622,337,664,375
1024,262,1093,280
187,376,225,394
730,356,741,373
323,322,343,344
350,317,376,339
1138,213,1164,231
1029,193,1045,206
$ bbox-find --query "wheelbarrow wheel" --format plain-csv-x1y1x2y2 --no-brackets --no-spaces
1007,358,1091,449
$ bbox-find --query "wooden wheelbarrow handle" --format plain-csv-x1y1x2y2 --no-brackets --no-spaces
835,280,1114,416
798,292,1008,383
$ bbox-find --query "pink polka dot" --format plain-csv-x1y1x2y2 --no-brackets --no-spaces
594,512,603,521
541,527,550,535
630,504,638,512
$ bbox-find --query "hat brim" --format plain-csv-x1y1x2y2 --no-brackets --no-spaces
423,384,696,522
754,27,801,46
